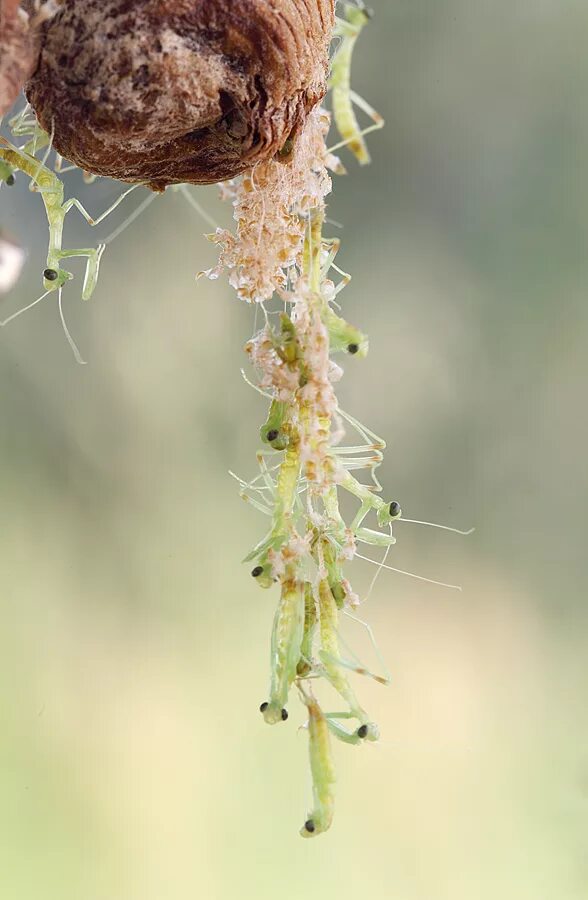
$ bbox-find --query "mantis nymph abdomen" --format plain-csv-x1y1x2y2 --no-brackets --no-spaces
299,685,336,838
261,568,305,724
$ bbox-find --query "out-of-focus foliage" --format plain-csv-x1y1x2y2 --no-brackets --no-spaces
0,2,586,898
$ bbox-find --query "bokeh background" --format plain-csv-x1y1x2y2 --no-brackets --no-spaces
1,2,587,898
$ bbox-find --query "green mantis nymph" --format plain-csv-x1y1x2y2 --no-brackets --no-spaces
325,306,369,357
0,137,137,300
260,399,291,451
317,577,379,732
299,685,336,838
0,159,15,186
260,566,305,724
329,3,384,164
245,434,302,567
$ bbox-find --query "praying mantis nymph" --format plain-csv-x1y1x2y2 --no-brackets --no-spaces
0,159,15,186
260,566,305,724
0,136,136,299
329,3,384,165
260,399,290,451
317,577,379,735
324,305,369,357
338,467,403,535
299,685,336,838
245,434,302,566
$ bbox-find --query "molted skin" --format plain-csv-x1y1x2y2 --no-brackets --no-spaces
25,0,335,190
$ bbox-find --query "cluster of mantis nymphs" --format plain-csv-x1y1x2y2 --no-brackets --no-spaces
0,3,469,836
233,6,406,838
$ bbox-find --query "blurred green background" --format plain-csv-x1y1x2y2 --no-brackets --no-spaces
1,2,587,898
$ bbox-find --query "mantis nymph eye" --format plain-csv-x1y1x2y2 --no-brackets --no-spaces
5,173,15,186
347,342,359,355
43,267,59,281
266,430,279,443
389,501,401,518
259,702,269,713
357,724,368,739
281,709,289,721
251,566,264,578
304,820,316,834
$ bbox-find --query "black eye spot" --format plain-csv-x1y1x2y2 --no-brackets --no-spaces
267,429,279,442
281,708,288,721
6,174,15,186
304,819,316,833
357,724,369,739
251,566,264,578
347,343,359,355
389,501,401,517
43,268,59,281
259,702,269,713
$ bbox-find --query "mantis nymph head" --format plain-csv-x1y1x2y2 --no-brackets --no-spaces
325,307,369,357
260,701,289,724
0,160,15,186
260,399,291,451
377,499,403,528
251,564,274,590
42,266,71,292
357,722,380,742
342,3,373,32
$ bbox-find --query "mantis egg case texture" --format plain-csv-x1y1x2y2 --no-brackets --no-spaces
25,0,336,191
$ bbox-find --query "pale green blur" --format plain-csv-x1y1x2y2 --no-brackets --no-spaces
1,2,587,898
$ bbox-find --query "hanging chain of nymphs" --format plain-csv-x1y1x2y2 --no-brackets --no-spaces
235,2,399,838
0,1,436,839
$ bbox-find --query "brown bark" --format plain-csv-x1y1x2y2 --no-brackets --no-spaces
25,0,335,190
